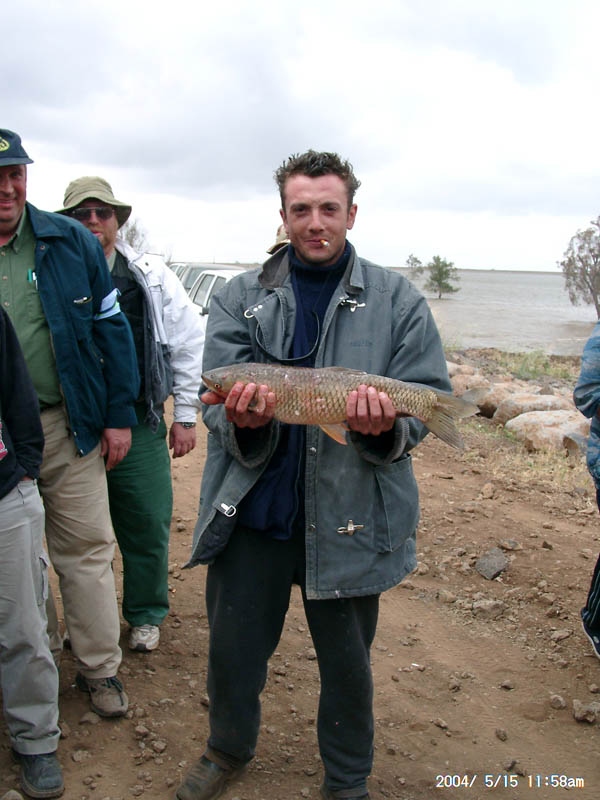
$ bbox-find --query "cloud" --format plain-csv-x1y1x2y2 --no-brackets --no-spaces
5,0,600,269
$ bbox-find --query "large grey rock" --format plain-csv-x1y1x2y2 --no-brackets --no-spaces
505,410,590,452
493,393,574,426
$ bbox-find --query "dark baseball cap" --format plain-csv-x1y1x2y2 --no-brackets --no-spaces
0,129,34,166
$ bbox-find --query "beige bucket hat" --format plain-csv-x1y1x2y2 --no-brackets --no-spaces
266,223,290,254
57,176,132,227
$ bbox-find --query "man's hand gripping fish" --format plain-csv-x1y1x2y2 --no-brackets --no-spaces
202,363,479,449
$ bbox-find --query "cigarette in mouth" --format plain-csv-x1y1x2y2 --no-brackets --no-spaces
320,239,330,247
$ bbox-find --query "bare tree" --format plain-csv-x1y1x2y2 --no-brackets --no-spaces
559,216,600,319
405,253,424,282
119,218,149,253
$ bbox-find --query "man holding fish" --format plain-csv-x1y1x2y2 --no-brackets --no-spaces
176,150,461,800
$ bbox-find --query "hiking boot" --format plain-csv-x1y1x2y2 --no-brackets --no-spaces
12,751,64,799
320,786,370,799
175,754,245,800
129,624,160,652
75,672,128,717
582,616,600,660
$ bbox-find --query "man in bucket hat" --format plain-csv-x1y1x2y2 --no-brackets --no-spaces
0,129,139,722
266,223,290,255
58,176,204,654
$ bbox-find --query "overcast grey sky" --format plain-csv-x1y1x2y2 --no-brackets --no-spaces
4,0,600,270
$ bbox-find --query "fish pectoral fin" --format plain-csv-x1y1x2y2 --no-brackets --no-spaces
319,424,349,445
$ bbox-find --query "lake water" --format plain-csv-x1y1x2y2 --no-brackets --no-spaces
393,269,597,357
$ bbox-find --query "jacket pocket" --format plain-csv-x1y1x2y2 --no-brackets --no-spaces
373,455,420,553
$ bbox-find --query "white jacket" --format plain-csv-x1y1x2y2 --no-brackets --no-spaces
115,240,204,425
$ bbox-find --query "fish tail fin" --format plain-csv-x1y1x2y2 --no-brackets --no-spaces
435,390,481,419
424,410,465,450
424,390,480,450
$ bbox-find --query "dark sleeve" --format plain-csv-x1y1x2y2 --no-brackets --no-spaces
574,320,600,419
82,230,140,428
0,309,44,477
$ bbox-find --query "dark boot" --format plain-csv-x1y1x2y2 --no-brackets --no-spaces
175,754,245,800
12,751,64,799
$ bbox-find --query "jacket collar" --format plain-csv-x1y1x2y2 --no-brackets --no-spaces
115,238,142,264
26,202,71,239
258,241,364,295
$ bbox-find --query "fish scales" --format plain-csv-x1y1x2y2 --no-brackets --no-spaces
271,369,437,424
202,363,479,449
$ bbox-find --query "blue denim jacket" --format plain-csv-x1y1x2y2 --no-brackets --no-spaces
28,204,139,455
574,320,600,487
189,245,451,599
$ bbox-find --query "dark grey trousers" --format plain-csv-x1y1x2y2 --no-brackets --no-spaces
205,524,379,795
582,488,600,631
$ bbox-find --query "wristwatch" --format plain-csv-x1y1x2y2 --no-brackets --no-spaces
178,421,196,428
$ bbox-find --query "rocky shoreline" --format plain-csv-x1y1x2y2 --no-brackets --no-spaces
446,348,587,454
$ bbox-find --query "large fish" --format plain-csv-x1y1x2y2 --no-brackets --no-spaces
202,362,479,449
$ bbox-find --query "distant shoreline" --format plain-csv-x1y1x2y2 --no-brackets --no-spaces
388,266,564,277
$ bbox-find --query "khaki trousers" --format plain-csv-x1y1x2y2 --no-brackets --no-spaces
40,406,122,678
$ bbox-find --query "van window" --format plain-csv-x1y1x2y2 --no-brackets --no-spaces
209,276,227,306
190,273,214,307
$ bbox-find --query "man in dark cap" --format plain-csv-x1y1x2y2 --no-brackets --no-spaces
0,129,139,718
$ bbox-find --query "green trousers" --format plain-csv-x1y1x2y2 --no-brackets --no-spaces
106,414,172,627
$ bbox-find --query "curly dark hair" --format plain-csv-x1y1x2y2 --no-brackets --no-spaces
274,150,361,209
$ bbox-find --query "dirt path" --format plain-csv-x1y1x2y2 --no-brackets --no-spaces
2,379,600,800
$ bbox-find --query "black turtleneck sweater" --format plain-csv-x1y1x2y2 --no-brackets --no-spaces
236,244,351,539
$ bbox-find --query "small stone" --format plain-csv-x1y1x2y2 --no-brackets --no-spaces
550,629,572,642
59,721,71,739
495,728,508,741
573,699,600,723
549,694,567,709
472,599,506,619
79,711,101,725
499,539,522,551
475,548,509,580
71,749,91,763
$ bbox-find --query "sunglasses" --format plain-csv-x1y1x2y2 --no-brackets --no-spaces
70,207,115,222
